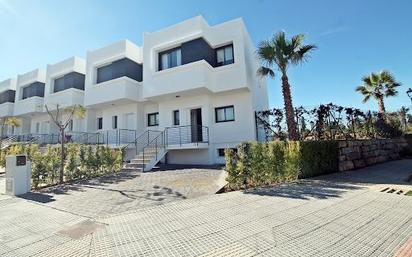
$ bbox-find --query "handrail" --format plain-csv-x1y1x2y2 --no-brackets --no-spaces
141,130,166,171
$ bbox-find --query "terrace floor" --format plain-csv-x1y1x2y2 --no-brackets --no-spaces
0,160,411,256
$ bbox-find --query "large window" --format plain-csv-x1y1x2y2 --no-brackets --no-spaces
216,44,234,67
22,82,45,100
147,112,159,127
53,72,85,93
159,48,182,71
0,90,15,104
97,117,103,130
215,105,235,123
173,110,180,126
96,58,142,84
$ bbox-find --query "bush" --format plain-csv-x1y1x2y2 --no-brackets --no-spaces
0,143,123,189
225,140,339,189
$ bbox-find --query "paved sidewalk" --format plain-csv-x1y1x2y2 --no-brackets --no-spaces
12,168,227,218
0,160,411,256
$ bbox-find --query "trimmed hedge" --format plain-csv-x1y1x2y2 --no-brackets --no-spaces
225,141,339,190
0,144,124,189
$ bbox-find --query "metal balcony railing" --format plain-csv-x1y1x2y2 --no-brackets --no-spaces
165,125,209,146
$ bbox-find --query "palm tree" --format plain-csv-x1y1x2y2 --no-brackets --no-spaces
257,32,317,140
356,71,401,114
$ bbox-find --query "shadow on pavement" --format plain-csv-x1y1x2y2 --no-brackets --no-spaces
244,179,363,200
244,159,412,200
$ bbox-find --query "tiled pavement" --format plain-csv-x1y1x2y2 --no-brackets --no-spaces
0,160,411,256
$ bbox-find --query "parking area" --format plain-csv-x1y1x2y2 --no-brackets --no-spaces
0,160,411,256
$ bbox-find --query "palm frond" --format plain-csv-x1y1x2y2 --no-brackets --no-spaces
257,66,275,78
291,44,317,65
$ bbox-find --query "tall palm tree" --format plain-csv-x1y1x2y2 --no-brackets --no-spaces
257,32,317,140
356,71,401,114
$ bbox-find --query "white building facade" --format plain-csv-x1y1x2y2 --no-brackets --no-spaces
0,16,268,166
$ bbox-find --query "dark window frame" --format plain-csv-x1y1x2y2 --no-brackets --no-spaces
173,110,180,126
215,105,235,123
97,117,103,130
96,58,142,84
147,112,159,127
215,44,234,67
158,47,182,71
218,148,237,157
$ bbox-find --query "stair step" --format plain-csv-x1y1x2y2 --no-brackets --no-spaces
125,163,146,168
130,159,152,164
121,167,143,172
133,155,156,160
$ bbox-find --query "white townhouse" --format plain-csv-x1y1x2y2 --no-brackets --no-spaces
0,78,17,135
0,16,268,168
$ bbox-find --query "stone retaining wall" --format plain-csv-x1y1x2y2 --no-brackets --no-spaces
338,138,408,171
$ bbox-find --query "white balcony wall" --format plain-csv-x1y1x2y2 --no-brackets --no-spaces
0,78,16,117
14,69,46,116
84,40,144,107
45,56,86,109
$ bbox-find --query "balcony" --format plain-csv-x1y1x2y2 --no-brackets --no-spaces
44,88,84,109
143,60,247,99
13,96,44,116
0,102,14,117
84,77,143,107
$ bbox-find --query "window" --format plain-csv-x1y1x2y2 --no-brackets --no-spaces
35,122,40,133
54,76,65,93
147,112,159,127
22,82,45,99
97,117,103,130
112,116,118,129
0,90,15,104
216,44,234,67
96,58,142,84
159,48,182,71
218,148,237,157
53,72,85,93
173,110,180,126
68,120,73,131
215,105,235,123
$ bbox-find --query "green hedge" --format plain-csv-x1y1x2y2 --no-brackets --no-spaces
0,144,124,189
225,140,339,190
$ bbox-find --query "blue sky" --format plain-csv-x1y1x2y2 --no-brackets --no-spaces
0,0,411,111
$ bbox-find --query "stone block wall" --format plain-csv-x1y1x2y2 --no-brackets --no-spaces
338,138,408,171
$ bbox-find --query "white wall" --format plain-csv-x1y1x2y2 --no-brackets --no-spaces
142,16,252,99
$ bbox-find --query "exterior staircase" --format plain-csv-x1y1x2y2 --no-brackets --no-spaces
121,125,209,173
123,147,168,172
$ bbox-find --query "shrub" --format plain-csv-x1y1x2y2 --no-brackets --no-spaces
0,143,124,188
225,140,339,189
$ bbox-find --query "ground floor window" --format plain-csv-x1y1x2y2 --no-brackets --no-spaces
97,117,103,130
147,112,159,126
173,110,180,126
215,105,235,123
218,148,237,157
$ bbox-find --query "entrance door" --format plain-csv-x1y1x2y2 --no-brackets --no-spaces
190,108,202,143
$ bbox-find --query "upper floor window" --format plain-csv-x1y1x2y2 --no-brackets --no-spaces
147,112,159,127
0,90,15,104
216,45,234,67
22,82,45,100
53,72,85,93
215,105,235,123
159,48,182,71
96,58,142,84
